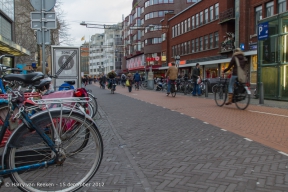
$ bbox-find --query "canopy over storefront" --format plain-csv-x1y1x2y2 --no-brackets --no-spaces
0,34,30,56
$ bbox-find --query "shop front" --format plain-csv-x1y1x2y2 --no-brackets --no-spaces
258,11,288,100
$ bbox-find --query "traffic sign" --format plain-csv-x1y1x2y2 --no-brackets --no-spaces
30,0,56,11
258,22,269,40
36,30,50,45
31,20,57,29
31,12,56,20
155,56,160,61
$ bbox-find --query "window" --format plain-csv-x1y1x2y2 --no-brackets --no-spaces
184,42,187,54
191,40,195,53
215,3,219,19
255,6,262,33
172,46,174,57
210,33,213,49
278,0,287,13
162,33,166,41
187,41,190,53
181,22,184,34
266,2,274,17
175,25,178,36
188,18,191,31
195,38,199,52
200,37,203,51
178,44,180,55
204,9,208,24
204,35,208,50
178,24,180,35
200,11,203,26
196,14,199,27
180,43,183,55
172,26,174,37
184,20,187,33
192,16,195,29
214,32,219,48
210,6,214,21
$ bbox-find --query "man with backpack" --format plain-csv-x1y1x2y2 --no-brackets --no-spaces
121,73,126,86
133,71,141,90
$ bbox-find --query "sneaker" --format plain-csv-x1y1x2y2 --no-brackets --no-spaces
166,93,170,96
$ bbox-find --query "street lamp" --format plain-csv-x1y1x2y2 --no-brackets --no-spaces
174,55,180,68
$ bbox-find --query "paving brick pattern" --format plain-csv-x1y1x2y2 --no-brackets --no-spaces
84,85,288,192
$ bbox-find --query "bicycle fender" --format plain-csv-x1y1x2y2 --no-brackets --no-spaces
244,86,251,94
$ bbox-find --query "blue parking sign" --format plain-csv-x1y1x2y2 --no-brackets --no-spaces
258,22,269,40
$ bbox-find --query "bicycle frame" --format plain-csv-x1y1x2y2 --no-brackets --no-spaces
0,101,62,176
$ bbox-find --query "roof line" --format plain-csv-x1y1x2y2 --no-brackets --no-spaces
168,1,201,21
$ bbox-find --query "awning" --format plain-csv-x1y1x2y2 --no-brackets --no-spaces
158,50,257,70
128,65,162,72
0,34,30,56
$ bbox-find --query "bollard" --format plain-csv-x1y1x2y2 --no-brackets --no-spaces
205,80,208,97
259,82,264,104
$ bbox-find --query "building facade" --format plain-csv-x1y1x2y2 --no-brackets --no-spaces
160,0,287,97
80,42,89,75
89,25,122,76
0,0,30,67
122,0,195,77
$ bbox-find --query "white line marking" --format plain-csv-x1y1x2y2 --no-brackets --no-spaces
244,138,253,141
191,117,195,119
203,122,209,124
278,151,288,156
171,110,174,111
163,107,166,108
221,129,227,131
180,113,184,115
249,110,288,118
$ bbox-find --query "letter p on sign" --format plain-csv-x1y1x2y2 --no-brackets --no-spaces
259,26,263,35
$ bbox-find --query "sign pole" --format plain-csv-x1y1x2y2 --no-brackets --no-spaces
41,0,45,75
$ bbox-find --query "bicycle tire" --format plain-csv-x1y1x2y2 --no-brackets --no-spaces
235,89,250,110
171,85,176,97
5,109,103,192
87,92,98,117
214,85,227,107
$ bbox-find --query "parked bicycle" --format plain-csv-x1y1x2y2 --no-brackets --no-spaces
0,90,103,191
214,77,251,110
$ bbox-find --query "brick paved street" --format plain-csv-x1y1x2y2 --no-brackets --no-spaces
86,84,288,191
2,84,288,192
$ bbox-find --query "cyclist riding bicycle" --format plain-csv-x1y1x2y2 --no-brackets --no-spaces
223,48,246,105
107,70,117,89
165,62,178,96
133,71,141,89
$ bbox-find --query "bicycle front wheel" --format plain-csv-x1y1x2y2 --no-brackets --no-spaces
171,85,176,97
235,88,251,110
214,85,227,106
5,109,103,192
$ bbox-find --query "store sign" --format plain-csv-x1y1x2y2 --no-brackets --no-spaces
258,22,269,40
249,43,257,50
161,56,166,61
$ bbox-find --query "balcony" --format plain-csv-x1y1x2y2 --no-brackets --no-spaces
219,8,235,24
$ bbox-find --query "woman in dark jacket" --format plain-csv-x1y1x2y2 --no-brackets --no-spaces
223,48,246,105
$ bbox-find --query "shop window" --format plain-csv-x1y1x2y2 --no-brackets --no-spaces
278,0,287,13
205,66,219,78
266,2,274,17
251,55,257,84
255,6,263,33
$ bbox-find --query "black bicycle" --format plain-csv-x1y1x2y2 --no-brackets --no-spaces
167,80,177,97
214,78,251,110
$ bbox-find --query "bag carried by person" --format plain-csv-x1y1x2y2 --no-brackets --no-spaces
125,79,130,86
235,57,246,83
197,77,202,84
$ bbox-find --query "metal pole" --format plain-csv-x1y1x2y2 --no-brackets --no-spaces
205,80,208,97
259,82,264,104
41,0,45,75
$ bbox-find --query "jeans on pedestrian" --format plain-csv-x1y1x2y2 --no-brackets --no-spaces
228,75,237,94
192,81,201,95
167,80,172,93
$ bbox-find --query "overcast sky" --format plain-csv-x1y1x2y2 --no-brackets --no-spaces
60,0,132,46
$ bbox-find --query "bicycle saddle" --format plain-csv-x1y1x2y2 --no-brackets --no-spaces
3,72,44,84
32,79,51,90
64,80,75,85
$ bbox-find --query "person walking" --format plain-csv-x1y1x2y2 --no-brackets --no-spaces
192,63,202,96
133,71,141,90
165,62,178,96
126,73,133,92
223,48,246,105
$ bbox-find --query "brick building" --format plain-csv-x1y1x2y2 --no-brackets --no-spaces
160,0,287,91
122,0,196,77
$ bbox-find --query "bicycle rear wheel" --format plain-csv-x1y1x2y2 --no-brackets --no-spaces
88,92,98,117
214,85,227,106
171,85,176,97
5,109,103,192
235,88,250,110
